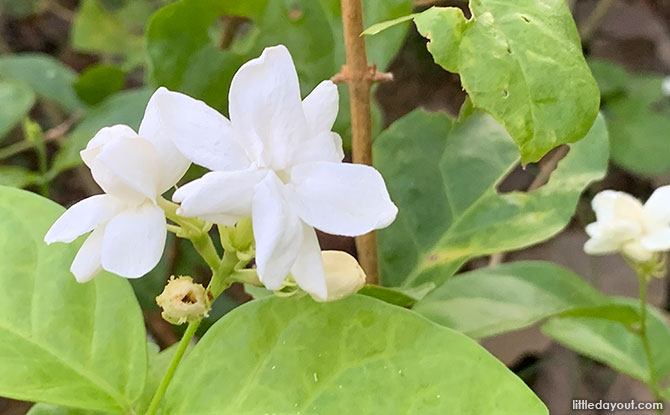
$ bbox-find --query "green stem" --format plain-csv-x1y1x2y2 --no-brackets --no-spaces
144,319,201,415
192,233,221,270
638,276,663,406
579,0,616,42
208,249,238,298
0,140,32,160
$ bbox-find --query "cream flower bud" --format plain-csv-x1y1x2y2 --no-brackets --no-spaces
156,276,211,325
312,251,366,302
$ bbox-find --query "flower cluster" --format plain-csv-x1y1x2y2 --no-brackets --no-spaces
45,45,397,302
584,187,670,262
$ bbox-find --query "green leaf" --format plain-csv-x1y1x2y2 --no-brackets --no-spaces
52,88,152,174
0,186,146,412
375,3,599,163
358,285,421,308
362,13,417,36
412,261,605,339
542,297,670,385
558,305,641,329
74,64,126,106
375,109,609,288
0,80,34,140
0,53,82,111
0,165,40,188
163,295,547,414
590,60,670,176
146,0,412,142
72,0,145,68
26,403,101,415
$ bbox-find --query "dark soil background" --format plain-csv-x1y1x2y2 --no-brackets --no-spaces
3,0,670,414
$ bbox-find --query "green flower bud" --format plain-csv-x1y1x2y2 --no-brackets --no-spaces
156,276,211,325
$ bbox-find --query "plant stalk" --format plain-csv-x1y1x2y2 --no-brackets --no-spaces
638,275,663,408
339,0,379,284
144,319,201,415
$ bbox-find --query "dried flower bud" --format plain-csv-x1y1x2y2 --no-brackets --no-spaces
312,251,367,302
156,276,211,325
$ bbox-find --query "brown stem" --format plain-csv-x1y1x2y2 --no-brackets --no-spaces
338,0,380,284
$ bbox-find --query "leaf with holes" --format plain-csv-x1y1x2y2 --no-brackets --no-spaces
0,186,147,413
375,109,608,288
365,2,600,163
162,295,547,414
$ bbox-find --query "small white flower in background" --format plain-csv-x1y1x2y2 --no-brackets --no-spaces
44,88,194,282
168,45,397,301
662,76,670,96
584,187,670,262
312,251,367,302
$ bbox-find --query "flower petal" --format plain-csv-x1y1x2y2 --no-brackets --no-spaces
290,223,327,301
291,131,344,165
101,203,167,279
141,87,248,179
70,226,105,283
641,228,670,251
45,194,124,244
81,124,138,168
173,169,266,225
644,185,670,224
302,80,338,134
583,237,618,255
592,190,643,224
252,171,303,290
291,161,398,236
622,240,653,262
229,45,308,170
94,137,161,201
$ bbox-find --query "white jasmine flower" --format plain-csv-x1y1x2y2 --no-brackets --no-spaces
44,88,193,282
662,76,670,97
584,187,670,262
312,251,367,302
169,45,397,301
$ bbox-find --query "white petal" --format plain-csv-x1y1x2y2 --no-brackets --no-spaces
302,80,339,134
81,125,138,168
173,169,265,225
290,223,327,300
585,222,601,238
622,240,653,262
94,137,161,201
70,226,105,283
229,45,308,170
583,237,619,255
141,87,248,179
45,194,124,244
592,190,643,224
641,228,670,251
101,203,167,279
291,162,398,236
644,185,670,224
292,131,344,165
252,172,303,290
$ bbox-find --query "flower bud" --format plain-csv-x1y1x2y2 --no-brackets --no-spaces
312,251,366,302
156,276,211,325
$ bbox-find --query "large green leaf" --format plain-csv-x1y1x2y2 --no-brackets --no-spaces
375,109,608,288
0,53,82,112
145,0,411,140
162,295,547,414
0,80,34,140
542,297,670,385
412,261,605,339
590,59,670,176
52,88,152,174
71,0,147,69
366,3,600,163
0,186,147,413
